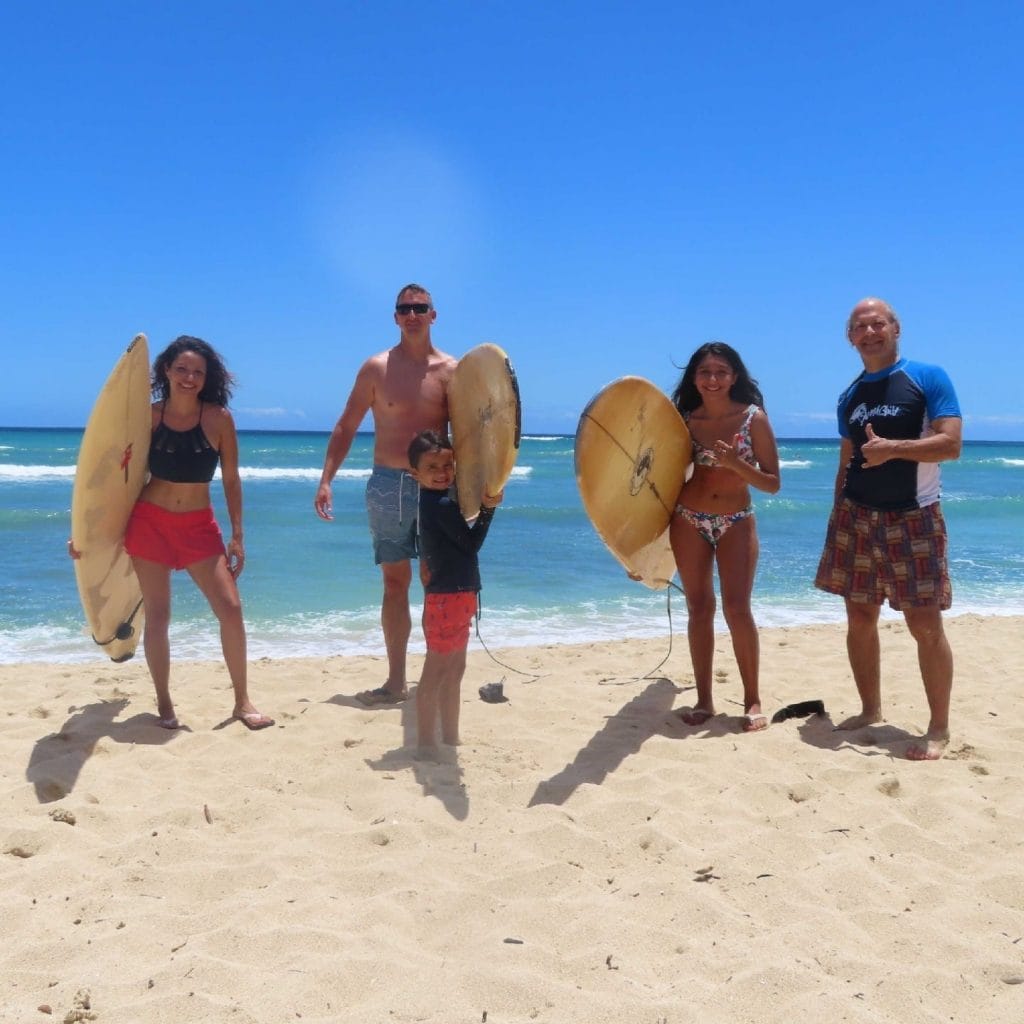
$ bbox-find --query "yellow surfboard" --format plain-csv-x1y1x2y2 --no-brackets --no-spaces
449,342,522,520
575,376,691,589
70,335,151,662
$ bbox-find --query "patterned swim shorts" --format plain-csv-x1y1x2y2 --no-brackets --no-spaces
365,466,419,565
814,496,952,610
423,592,478,654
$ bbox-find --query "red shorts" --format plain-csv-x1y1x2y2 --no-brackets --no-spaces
124,501,226,571
814,496,952,610
423,592,477,654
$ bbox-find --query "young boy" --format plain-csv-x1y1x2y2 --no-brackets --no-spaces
407,430,502,755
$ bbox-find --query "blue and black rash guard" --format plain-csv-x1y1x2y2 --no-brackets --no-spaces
417,486,496,595
837,358,960,512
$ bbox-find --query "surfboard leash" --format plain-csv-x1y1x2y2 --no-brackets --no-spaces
640,579,684,681
93,597,144,648
472,611,546,684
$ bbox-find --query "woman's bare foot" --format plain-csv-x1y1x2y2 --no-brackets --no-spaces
906,730,949,761
232,705,275,730
742,705,768,732
834,710,884,731
677,706,715,726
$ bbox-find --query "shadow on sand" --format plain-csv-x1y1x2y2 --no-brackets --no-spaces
325,687,469,822
528,676,681,807
26,698,182,804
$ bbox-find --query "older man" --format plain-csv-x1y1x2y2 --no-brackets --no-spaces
315,284,457,705
815,298,962,760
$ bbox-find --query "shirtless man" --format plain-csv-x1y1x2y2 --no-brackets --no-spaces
815,297,962,760
314,284,457,705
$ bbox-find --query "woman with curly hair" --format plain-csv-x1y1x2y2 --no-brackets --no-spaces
669,342,780,732
123,336,273,731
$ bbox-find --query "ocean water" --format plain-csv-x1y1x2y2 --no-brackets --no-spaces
1,428,1021,664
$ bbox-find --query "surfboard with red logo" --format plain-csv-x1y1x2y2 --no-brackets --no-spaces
70,334,151,662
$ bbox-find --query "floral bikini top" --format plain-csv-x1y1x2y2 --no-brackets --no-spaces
684,404,760,468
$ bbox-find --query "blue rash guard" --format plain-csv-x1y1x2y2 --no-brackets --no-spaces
836,358,960,512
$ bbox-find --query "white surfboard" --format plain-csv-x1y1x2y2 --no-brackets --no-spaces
70,334,151,662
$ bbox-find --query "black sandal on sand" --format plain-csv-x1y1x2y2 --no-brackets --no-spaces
770,699,826,724
355,686,408,707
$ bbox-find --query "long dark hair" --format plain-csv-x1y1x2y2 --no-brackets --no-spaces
670,342,764,414
152,335,236,406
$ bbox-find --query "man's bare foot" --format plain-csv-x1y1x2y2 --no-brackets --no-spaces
415,744,440,762
906,730,949,761
677,706,716,726
834,711,884,731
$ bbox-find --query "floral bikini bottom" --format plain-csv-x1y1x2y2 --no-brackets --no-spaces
675,505,754,548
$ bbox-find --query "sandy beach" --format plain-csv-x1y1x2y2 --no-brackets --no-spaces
3,614,1023,1023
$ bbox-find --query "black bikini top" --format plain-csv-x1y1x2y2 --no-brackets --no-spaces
149,403,220,484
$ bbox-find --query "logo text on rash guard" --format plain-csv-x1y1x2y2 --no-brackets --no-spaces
849,402,903,426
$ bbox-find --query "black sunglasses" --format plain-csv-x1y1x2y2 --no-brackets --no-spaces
395,302,432,316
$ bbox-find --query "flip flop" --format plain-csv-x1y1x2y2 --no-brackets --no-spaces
770,700,826,724
156,715,180,730
234,710,275,730
355,686,408,707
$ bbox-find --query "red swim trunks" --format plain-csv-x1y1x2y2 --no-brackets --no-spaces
124,501,226,570
422,592,478,654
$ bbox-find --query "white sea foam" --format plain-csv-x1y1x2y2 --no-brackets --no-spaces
7,589,1024,665
0,464,76,482
241,465,533,482
0,463,534,485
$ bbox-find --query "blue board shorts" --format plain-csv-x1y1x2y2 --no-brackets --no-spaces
366,466,419,565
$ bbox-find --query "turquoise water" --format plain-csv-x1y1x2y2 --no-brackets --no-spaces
1,428,1021,663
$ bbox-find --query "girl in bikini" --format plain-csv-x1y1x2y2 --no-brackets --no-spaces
122,337,274,732
669,342,780,732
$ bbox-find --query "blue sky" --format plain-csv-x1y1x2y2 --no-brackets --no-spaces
3,1,1022,440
